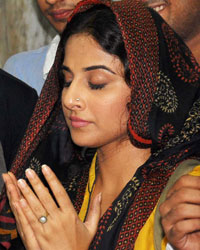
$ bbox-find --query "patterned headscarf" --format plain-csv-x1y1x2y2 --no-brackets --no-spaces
0,0,200,248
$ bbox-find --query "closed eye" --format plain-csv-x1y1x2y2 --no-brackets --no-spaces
60,66,73,88
89,82,106,90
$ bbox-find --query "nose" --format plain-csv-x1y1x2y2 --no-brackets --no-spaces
62,81,85,111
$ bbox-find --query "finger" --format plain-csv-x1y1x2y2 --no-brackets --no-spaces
84,193,101,236
24,168,58,215
18,198,42,233
3,174,13,200
167,175,200,198
3,174,41,249
3,173,16,195
161,203,200,231
13,202,27,240
3,174,21,214
3,173,22,201
41,165,76,213
14,201,41,250
5,183,21,219
17,178,49,220
160,187,200,216
8,172,22,198
169,218,200,240
2,173,9,185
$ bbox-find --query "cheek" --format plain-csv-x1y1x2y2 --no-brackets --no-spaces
37,2,46,16
93,94,129,128
44,15,66,33
114,99,129,127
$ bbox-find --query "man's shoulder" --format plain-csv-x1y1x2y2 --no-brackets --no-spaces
3,45,49,68
0,70,38,170
3,45,50,93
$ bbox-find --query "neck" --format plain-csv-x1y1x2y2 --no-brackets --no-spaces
96,139,151,193
185,32,200,65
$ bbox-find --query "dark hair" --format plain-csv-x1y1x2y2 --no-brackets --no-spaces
60,4,130,84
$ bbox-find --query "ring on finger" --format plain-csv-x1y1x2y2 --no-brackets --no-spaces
38,212,49,224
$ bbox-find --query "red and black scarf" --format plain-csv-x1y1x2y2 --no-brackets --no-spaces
0,0,200,249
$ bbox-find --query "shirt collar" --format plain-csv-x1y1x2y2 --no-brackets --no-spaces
43,34,61,80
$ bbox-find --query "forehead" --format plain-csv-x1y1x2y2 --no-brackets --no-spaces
64,34,124,73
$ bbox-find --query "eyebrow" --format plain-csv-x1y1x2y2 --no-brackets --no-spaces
83,65,116,75
61,65,116,75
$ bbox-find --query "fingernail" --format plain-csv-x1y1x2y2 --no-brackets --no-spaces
25,168,35,179
18,179,26,188
42,165,51,176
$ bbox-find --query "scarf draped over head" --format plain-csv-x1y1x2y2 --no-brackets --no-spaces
0,0,200,248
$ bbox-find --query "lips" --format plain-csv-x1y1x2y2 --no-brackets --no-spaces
49,9,73,21
70,116,91,128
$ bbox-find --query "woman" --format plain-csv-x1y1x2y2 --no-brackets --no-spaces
1,0,200,249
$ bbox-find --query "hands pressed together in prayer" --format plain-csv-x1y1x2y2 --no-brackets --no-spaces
3,165,101,250
3,166,200,250
160,175,200,250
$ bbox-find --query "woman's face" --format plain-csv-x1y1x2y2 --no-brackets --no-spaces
61,34,130,149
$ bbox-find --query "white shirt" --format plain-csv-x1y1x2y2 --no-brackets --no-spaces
43,34,61,81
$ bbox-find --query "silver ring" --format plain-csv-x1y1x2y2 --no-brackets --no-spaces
39,215,48,224
76,98,80,101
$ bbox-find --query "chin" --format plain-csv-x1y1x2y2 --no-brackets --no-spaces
69,129,104,148
71,136,99,148
56,23,68,34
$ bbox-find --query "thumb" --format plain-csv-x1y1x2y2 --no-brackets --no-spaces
84,193,101,236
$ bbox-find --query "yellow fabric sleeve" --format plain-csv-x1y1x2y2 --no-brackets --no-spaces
78,153,97,222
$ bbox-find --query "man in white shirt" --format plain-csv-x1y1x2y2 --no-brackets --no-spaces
3,0,81,95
